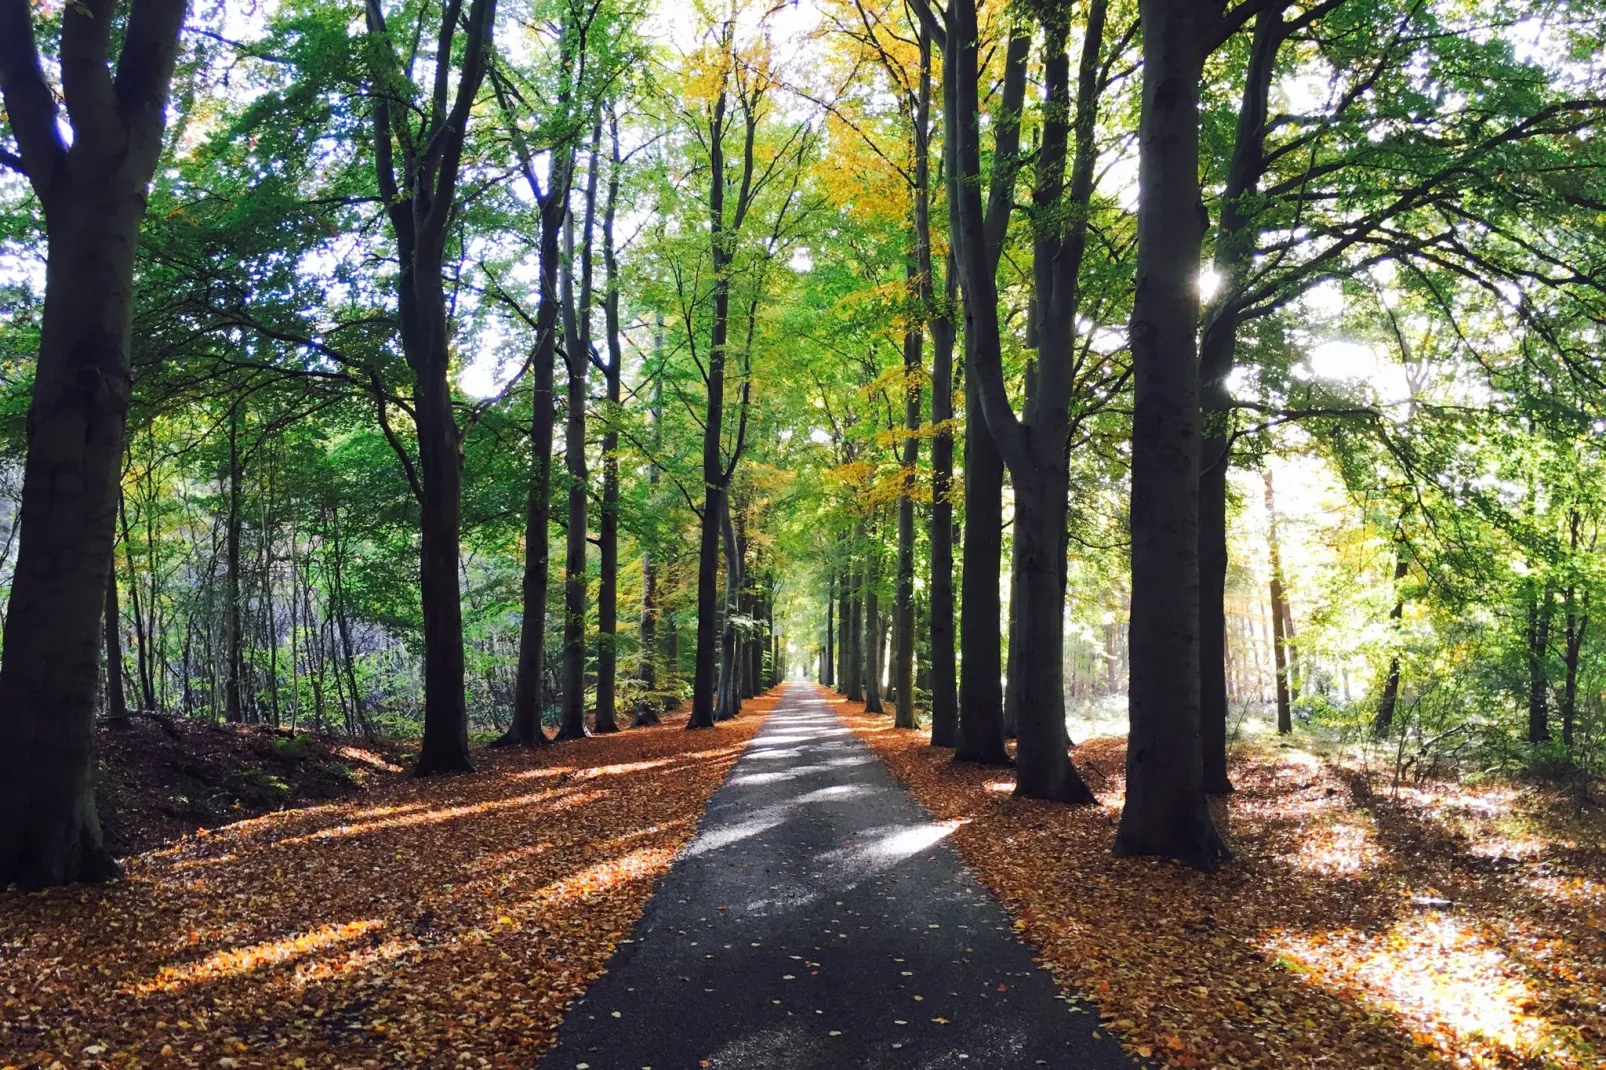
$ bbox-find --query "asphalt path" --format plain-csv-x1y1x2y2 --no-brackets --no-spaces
536,683,1139,1070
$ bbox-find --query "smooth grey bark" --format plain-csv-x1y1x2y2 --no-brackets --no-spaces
557,123,602,743
946,1,1103,803
1372,538,1410,738
104,567,129,724
1199,8,1287,793
1265,470,1293,734
496,36,579,748
595,115,624,734
931,10,1027,769
0,0,187,889
363,0,499,776
1113,0,1229,870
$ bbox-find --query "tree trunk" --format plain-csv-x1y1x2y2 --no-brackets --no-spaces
836,562,851,694
1011,480,1095,803
824,571,835,688
1113,0,1228,871
1527,583,1553,743
937,11,1027,768
716,492,742,721
558,128,601,742
407,279,472,775
119,497,156,711
104,567,129,725
224,410,245,723
502,83,575,749
1197,8,1286,793
1562,590,1585,748
368,0,499,775
845,542,865,704
595,117,624,734
634,328,664,727
0,0,187,888
1372,543,1410,738
689,87,738,731
865,580,884,714
1265,471,1293,734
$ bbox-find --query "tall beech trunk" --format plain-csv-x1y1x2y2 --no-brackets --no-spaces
634,326,664,727
364,0,499,776
224,410,245,724
1527,582,1553,743
954,370,1006,763
119,497,157,711
836,563,851,694
939,12,1028,769
689,67,757,730
0,0,186,889
1265,471,1292,734
927,262,959,745
1198,9,1286,793
1372,540,1410,738
104,568,129,724
557,125,601,743
716,493,742,721
895,26,934,733
499,42,578,748
865,575,884,714
595,116,624,734
845,537,865,703
823,571,836,688
948,1,1102,803
1113,0,1228,869
1562,588,1585,748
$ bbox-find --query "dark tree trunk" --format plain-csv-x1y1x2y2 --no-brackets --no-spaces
928,263,958,746
716,493,742,721
595,116,624,735
365,0,499,776
558,127,601,742
1265,471,1292,734
845,543,865,704
1372,544,1410,738
1198,9,1286,793
1527,583,1553,744
954,370,1007,764
0,0,186,889
943,15,1028,769
501,47,576,748
119,497,156,711
1562,590,1585,748
823,571,835,688
633,325,664,728
947,2,1102,804
690,79,755,730
836,562,851,694
104,567,129,725
224,410,245,723
865,581,883,714
1113,0,1228,870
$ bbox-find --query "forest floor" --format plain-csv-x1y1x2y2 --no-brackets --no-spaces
839,691,1606,1070
0,696,771,1070
91,716,413,858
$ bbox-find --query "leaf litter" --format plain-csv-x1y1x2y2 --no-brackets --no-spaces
836,690,1604,1069
1,697,772,1069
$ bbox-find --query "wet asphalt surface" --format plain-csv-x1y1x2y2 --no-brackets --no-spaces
535,684,1139,1070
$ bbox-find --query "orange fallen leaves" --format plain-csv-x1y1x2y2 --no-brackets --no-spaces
0,698,771,1069
835,689,1606,1070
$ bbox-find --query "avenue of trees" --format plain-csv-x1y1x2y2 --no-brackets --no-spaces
2,0,1603,888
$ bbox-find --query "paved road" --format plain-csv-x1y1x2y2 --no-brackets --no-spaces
536,684,1138,1070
